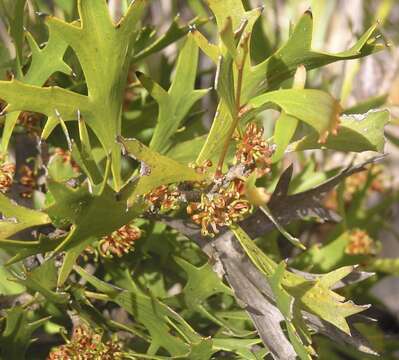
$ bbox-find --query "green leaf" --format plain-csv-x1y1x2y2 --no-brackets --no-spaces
132,16,207,62
137,36,209,153
212,338,266,360
0,307,49,359
246,89,341,143
47,152,79,182
0,265,25,295
268,262,313,360
190,30,219,64
1,0,148,189
11,260,69,304
0,25,71,153
293,231,369,273
271,112,299,163
207,0,246,30
232,225,368,334
75,265,211,358
45,179,144,285
174,256,248,335
117,136,206,200
290,110,389,153
215,54,236,118
197,11,384,164
0,192,51,239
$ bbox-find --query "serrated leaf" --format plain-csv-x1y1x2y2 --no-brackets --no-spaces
11,260,69,304
232,226,368,334
0,306,49,359
268,262,313,360
117,136,206,200
0,192,51,239
1,0,148,189
0,25,71,153
197,10,384,164
45,179,144,285
137,36,209,153
174,256,248,335
74,265,211,358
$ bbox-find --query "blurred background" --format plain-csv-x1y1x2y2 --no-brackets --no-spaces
1,0,399,358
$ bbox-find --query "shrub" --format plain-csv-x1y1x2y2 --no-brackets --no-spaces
0,1,397,359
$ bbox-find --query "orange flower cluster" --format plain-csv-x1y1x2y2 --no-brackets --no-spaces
0,161,15,193
187,180,250,236
99,224,141,258
47,325,122,360
345,229,376,256
145,184,180,211
235,123,274,176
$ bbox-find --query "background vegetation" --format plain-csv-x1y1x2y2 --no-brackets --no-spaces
0,0,398,359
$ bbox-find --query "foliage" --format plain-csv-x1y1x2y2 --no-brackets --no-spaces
0,0,397,359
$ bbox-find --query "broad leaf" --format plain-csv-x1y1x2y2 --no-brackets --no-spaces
291,110,389,153
197,10,384,164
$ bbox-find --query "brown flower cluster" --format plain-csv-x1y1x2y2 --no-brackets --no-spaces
18,111,42,136
145,184,180,211
235,123,274,176
99,223,141,258
345,229,376,256
0,161,15,193
54,147,80,173
187,179,250,236
19,164,37,198
47,325,122,360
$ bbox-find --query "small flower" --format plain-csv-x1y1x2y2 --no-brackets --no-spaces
0,161,15,193
145,185,180,211
188,180,251,236
47,325,122,360
345,229,376,256
235,123,274,176
99,224,141,258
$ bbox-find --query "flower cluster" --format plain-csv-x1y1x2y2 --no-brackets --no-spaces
187,179,250,236
19,164,37,198
18,111,42,136
145,184,180,211
235,123,274,176
47,325,122,360
325,165,386,210
345,229,376,256
0,161,15,193
99,223,141,258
